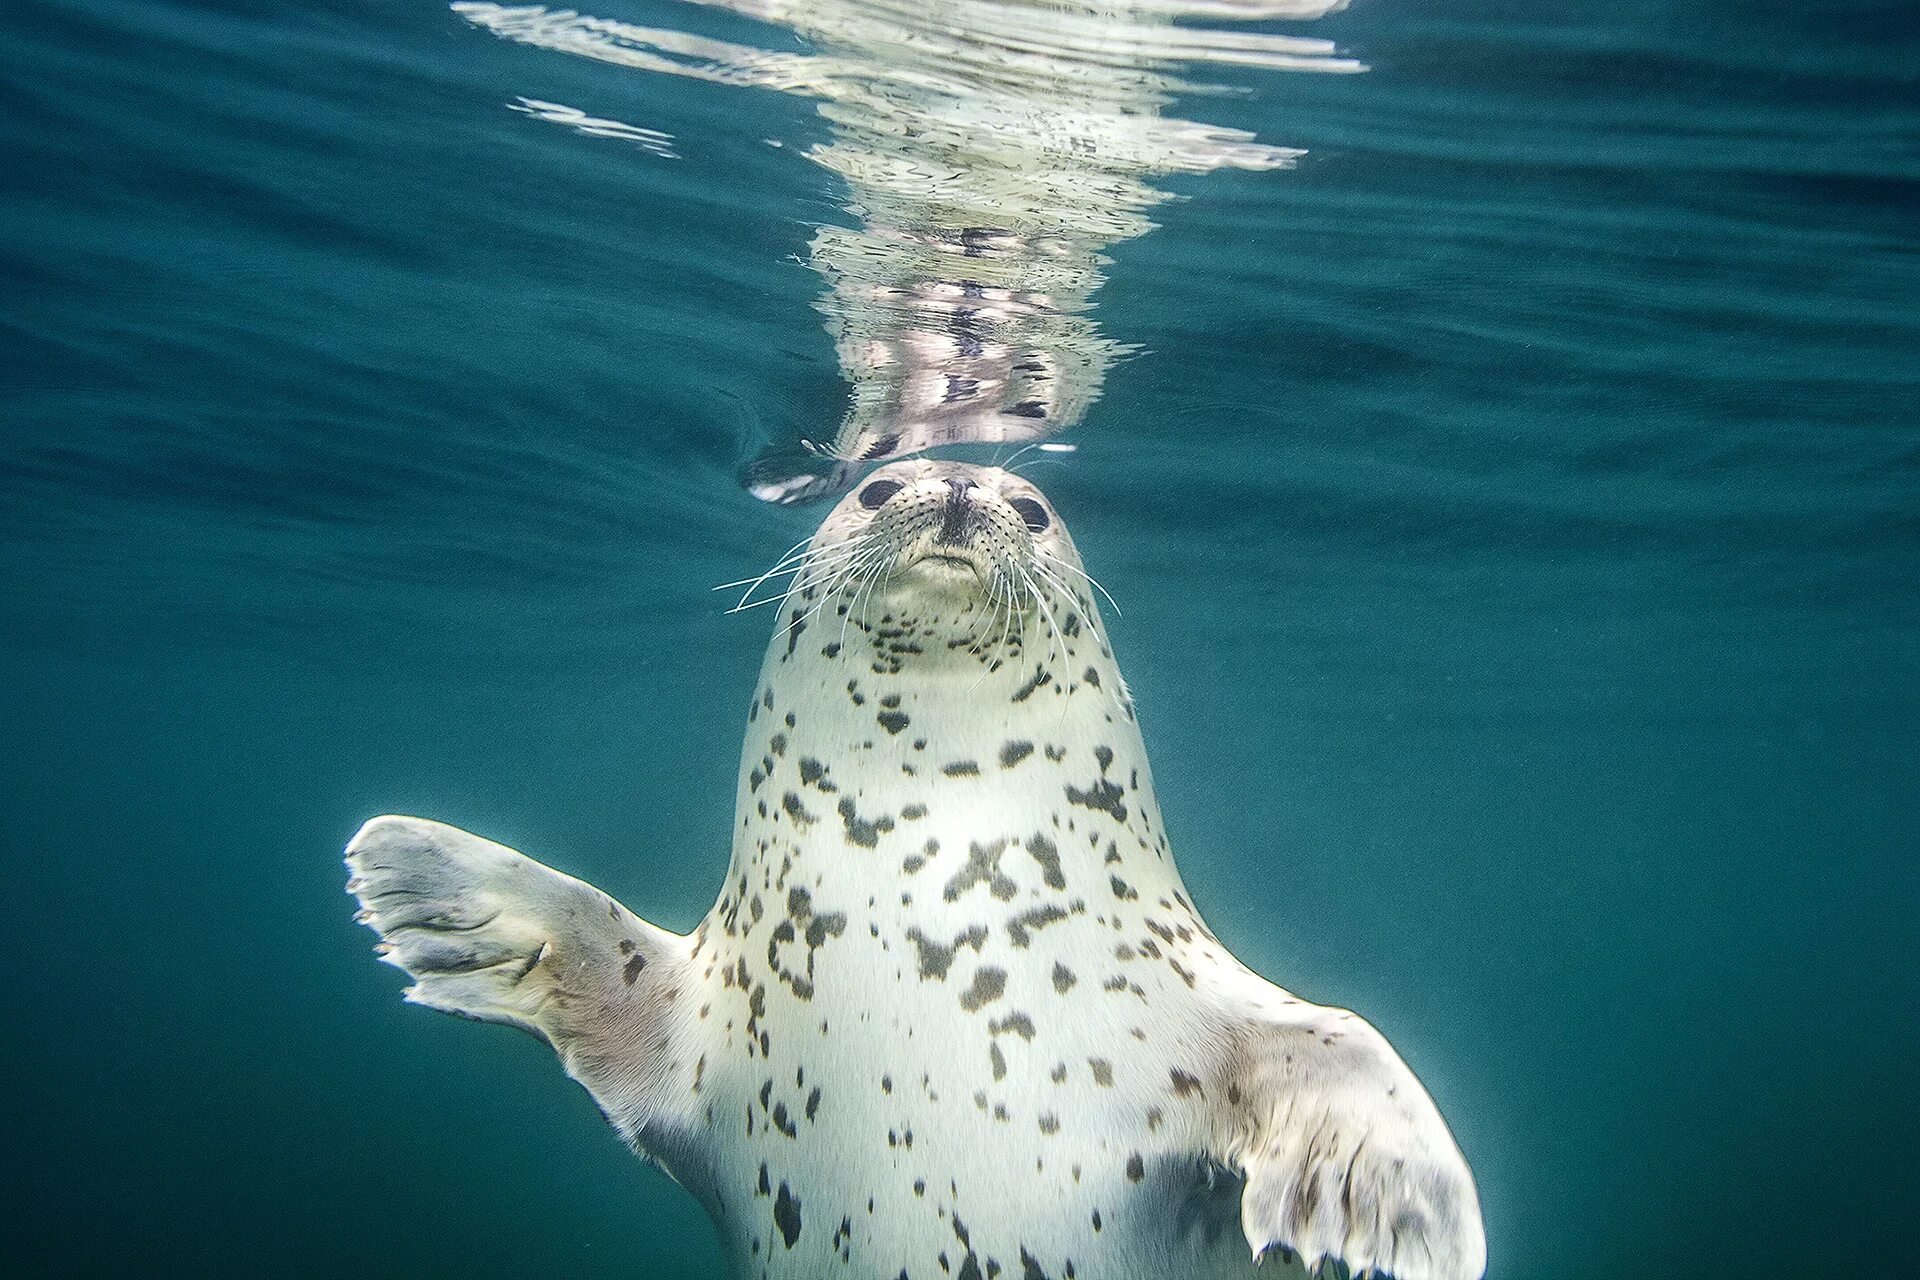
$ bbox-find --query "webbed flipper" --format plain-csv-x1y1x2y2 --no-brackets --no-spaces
1205,972,1485,1280
345,815,691,1150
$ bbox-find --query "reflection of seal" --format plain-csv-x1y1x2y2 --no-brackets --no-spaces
454,2,1356,502
346,460,1485,1280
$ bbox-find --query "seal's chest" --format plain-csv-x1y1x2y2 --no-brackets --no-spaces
693,873,1224,1233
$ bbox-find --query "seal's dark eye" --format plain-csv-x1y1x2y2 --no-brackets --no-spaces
858,479,904,510
1008,496,1050,532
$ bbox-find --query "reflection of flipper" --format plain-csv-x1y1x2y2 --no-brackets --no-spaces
345,815,692,1148
1206,976,1486,1280
742,447,861,505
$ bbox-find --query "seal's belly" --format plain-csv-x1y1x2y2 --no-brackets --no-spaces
685,905,1267,1280
697,1056,1259,1280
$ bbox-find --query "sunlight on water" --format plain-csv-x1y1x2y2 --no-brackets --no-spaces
455,0,1361,499
508,95,682,156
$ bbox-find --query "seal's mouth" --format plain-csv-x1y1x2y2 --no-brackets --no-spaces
902,549,985,580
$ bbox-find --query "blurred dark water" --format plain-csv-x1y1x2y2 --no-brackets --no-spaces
3,0,1917,1276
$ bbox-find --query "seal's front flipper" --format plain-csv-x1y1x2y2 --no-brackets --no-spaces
1204,976,1485,1280
345,815,691,1150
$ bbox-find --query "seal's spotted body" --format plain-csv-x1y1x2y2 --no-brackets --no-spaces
347,462,1485,1280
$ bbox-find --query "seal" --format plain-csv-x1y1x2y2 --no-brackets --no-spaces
346,459,1485,1280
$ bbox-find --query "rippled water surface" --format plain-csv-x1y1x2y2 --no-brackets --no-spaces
3,1,1917,1277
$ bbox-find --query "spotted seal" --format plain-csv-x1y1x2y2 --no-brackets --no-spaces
346,460,1485,1280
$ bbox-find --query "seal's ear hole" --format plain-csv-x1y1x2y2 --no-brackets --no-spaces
1009,496,1050,532
859,479,905,510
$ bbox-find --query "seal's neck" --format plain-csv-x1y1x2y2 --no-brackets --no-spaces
751,583,1138,761
721,590,1178,909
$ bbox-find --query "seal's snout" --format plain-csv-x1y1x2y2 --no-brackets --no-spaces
932,477,977,547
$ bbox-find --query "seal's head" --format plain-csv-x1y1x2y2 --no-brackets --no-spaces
739,460,1105,677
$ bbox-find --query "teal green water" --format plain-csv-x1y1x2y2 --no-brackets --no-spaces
4,1,1917,1276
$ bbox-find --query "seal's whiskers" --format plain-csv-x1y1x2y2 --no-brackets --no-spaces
1016,561,1068,677
836,541,896,650
1036,547,1122,618
723,532,872,612
713,532,817,591
782,537,886,637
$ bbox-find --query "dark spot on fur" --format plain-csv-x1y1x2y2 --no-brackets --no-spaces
1068,778,1128,823
838,795,895,848
1012,669,1052,702
989,1012,1035,1039
806,912,847,948
944,839,1015,902
960,966,1008,1011
999,741,1034,768
773,1182,803,1248
1025,833,1066,889
1006,903,1069,947
906,924,986,980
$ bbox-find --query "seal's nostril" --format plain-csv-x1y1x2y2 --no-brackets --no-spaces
934,477,974,546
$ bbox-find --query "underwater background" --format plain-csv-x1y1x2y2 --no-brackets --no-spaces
3,0,1917,1276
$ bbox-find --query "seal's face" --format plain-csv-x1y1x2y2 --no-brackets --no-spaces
776,459,1090,663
